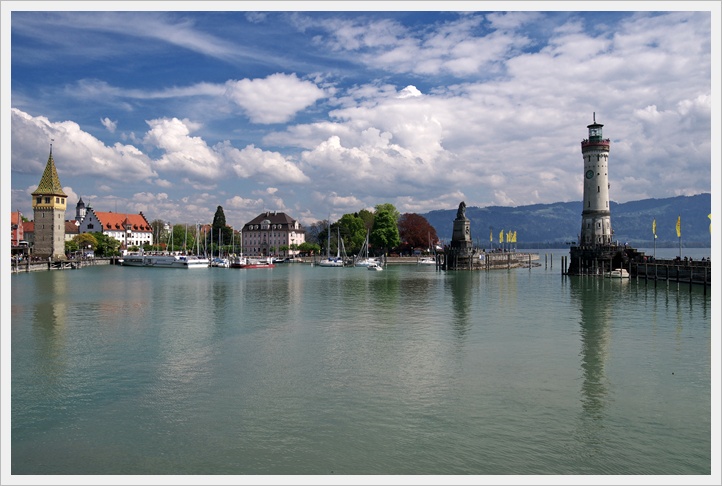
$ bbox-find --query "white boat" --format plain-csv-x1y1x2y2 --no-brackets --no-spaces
230,256,275,269
417,256,436,265
121,253,209,269
606,268,630,278
319,225,346,267
355,230,380,267
367,262,383,271
211,257,230,268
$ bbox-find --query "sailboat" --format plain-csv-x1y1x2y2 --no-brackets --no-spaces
355,230,379,267
318,225,344,267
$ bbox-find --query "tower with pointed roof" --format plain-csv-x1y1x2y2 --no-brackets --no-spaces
31,145,67,259
75,197,87,222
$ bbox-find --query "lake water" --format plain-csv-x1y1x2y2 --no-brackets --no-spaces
8,249,715,480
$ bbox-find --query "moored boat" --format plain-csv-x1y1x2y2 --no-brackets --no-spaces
605,268,630,278
230,256,275,269
121,253,209,268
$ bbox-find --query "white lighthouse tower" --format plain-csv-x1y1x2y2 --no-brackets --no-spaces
580,113,612,246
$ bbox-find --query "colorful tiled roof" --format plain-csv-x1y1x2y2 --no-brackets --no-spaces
93,211,152,232
31,149,67,197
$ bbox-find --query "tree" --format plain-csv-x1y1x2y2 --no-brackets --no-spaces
171,224,196,253
90,232,121,257
398,213,439,253
150,219,168,250
370,207,400,254
306,220,328,247
74,233,98,251
65,239,78,255
357,209,374,230
338,213,367,255
211,205,233,245
298,242,320,255
374,203,400,223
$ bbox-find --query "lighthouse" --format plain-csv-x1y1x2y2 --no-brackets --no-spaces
566,115,645,276
580,113,612,246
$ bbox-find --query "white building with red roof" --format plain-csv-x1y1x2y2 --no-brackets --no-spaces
78,207,153,249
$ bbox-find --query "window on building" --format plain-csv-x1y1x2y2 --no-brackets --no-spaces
36,197,42,204
45,197,51,204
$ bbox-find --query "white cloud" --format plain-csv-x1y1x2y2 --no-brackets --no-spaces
217,142,310,184
11,108,157,181
101,117,117,133
224,73,326,124
397,85,422,98
143,117,224,179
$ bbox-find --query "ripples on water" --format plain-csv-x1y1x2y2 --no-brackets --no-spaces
10,259,712,476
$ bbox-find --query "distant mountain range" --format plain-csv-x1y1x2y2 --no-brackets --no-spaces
422,193,712,248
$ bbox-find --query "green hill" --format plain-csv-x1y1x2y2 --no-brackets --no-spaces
422,193,711,248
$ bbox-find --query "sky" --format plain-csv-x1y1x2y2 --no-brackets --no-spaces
3,2,719,231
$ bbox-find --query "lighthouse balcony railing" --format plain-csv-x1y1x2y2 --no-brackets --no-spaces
581,138,610,145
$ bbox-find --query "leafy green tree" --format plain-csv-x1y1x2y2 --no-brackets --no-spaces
357,209,374,230
171,224,196,253
90,232,121,257
374,203,400,223
370,207,400,254
298,242,321,255
74,233,98,251
338,213,367,255
65,239,78,254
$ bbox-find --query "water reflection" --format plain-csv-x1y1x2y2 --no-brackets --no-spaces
28,272,70,380
568,277,613,450
445,272,473,340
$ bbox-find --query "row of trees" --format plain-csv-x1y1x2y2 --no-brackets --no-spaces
305,203,439,257
64,203,440,258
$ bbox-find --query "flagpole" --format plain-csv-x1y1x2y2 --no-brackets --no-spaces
652,218,656,260
676,215,682,259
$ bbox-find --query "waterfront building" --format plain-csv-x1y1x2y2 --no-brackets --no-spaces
65,220,80,242
31,146,67,260
241,211,305,257
78,208,153,249
10,210,25,246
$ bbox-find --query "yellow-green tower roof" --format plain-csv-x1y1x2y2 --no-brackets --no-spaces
31,147,67,197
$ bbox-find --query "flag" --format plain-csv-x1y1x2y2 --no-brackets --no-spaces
675,216,681,238
512,231,517,243
499,229,503,244
506,231,510,243
652,219,657,239
490,228,493,242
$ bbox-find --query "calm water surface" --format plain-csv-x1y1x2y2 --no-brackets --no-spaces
10,251,712,476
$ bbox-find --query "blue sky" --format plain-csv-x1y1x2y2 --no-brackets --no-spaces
3,3,718,230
